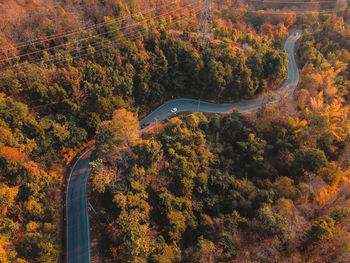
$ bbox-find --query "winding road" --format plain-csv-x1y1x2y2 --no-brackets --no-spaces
66,30,302,263
139,30,302,129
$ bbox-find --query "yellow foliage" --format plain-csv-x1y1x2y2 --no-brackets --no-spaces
111,109,140,146
309,92,324,110
287,117,307,129
26,221,41,232
22,161,47,181
0,127,15,146
24,199,43,217
315,182,339,207
323,100,349,141
0,185,18,216
92,168,114,193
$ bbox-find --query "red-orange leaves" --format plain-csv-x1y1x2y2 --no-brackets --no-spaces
0,146,26,163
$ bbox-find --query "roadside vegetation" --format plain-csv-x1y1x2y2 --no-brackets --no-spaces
0,0,349,262
90,10,350,263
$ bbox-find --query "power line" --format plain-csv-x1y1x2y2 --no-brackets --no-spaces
245,7,348,13
0,0,184,52
1,1,200,63
23,18,202,110
5,2,343,67
12,7,204,111
3,0,344,53
1,0,347,72
35,5,203,68
0,6,201,74
1,5,347,71
0,1,201,65
1,0,347,58
1,2,346,70
0,5,202,75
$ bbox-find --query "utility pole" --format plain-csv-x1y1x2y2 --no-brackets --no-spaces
197,99,200,112
197,0,213,47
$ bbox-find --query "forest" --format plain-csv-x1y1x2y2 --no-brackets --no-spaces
0,0,349,262
90,14,350,261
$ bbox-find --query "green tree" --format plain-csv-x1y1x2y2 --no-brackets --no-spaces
292,148,328,174
305,216,335,246
114,209,151,263
133,139,163,169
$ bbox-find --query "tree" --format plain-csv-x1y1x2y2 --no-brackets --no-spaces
113,209,151,263
292,148,328,174
305,216,335,246
133,139,163,169
0,147,26,164
273,177,297,200
151,236,181,263
94,109,140,163
167,210,186,242
0,184,18,216
330,206,350,222
255,204,288,237
191,237,217,263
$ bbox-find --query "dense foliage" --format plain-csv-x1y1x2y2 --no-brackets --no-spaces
0,0,349,262
90,12,350,263
0,95,60,262
0,0,290,261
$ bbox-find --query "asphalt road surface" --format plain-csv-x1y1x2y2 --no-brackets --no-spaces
66,149,92,263
140,30,302,131
66,30,302,263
